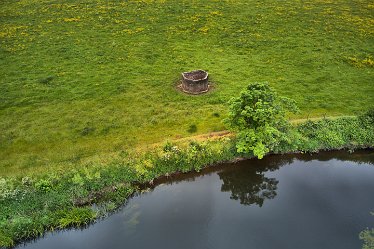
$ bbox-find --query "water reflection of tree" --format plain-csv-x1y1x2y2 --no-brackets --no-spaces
218,156,293,207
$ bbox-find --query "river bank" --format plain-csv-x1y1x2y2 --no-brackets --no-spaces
1,113,373,248
14,150,374,249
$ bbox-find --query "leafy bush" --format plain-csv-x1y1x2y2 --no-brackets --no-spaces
34,179,53,193
297,115,374,152
71,173,85,186
226,82,298,158
0,178,16,200
359,108,374,126
0,178,26,200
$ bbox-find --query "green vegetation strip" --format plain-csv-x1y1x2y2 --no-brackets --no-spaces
1,112,373,248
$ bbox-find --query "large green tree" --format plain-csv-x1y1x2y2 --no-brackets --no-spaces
226,82,298,159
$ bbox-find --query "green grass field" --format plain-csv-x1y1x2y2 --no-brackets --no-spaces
1,0,373,176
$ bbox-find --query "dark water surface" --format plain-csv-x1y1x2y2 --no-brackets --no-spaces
18,150,374,249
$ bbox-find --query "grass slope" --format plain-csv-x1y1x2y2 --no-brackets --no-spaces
1,0,373,176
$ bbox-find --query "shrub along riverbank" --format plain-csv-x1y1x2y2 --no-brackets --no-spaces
0,111,373,248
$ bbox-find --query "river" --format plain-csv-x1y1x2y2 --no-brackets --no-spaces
17,150,374,249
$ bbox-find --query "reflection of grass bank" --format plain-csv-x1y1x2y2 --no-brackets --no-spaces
1,113,373,247
360,211,374,249
360,224,374,249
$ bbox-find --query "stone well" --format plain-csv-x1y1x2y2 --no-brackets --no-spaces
181,70,209,94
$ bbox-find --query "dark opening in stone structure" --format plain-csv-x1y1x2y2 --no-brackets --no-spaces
181,70,209,94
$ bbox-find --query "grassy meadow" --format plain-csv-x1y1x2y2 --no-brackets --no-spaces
1,0,373,176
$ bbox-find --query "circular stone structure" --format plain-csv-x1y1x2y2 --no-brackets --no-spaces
181,70,209,94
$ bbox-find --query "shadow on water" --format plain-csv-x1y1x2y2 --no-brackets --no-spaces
217,157,285,207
